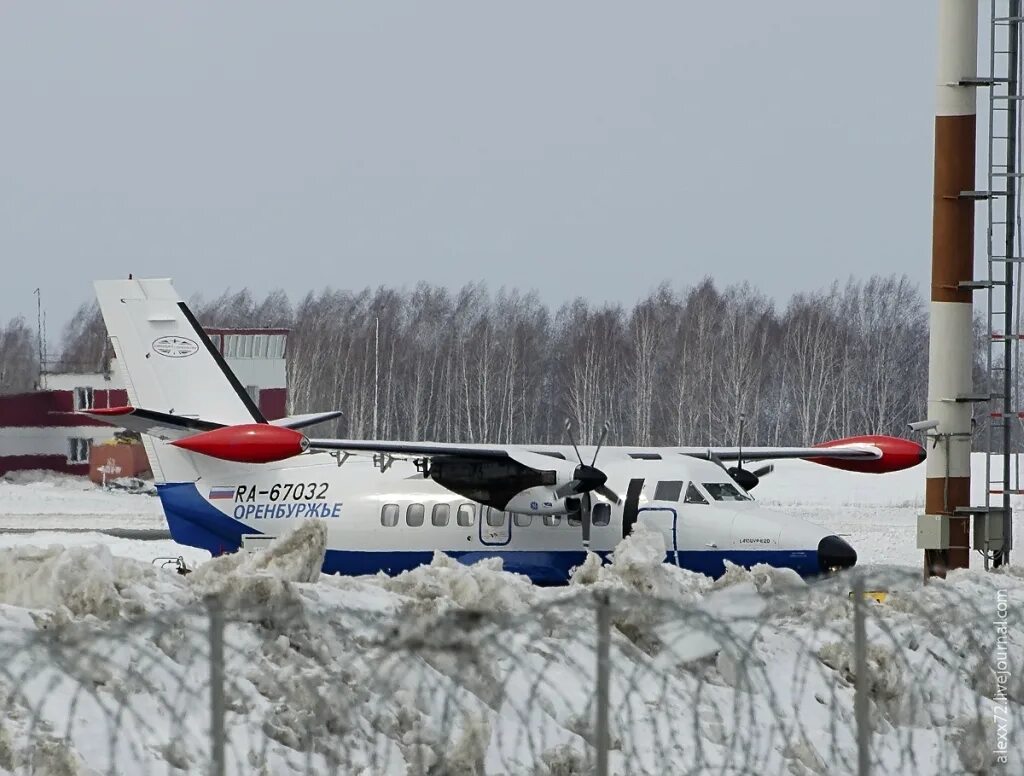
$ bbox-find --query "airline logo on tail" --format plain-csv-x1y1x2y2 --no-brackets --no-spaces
153,336,200,358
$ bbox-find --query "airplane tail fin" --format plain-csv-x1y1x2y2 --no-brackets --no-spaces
94,278,267,483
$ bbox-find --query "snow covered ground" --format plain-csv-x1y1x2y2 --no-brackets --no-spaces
757,455,1024,569
0,464,1020,774
0,471,164,532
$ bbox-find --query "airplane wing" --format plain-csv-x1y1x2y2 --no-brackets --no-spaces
305,439,604,494
80,405,924,475
271,411,344,430
307,436,924,473
672,435,926,474
677,445,879,462
306,437,511,460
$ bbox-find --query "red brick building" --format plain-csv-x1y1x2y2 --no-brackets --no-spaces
0,328,288,477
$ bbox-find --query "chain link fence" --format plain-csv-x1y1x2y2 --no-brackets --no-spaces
0,550,1020,775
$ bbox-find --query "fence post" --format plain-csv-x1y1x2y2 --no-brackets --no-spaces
595,590,611,776
852,575,870,776
208,597,226,776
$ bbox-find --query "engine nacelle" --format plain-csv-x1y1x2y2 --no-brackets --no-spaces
503,487,573,515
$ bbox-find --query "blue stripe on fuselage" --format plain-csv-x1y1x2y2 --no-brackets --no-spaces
157,482,821,583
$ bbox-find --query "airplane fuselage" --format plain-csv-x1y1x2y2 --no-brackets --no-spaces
156,450,853,583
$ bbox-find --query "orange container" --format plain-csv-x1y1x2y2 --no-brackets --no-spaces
88,442,151,484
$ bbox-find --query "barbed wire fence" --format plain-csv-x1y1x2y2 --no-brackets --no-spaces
0,565,1020,775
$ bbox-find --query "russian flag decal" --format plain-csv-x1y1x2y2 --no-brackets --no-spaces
208,486,236,500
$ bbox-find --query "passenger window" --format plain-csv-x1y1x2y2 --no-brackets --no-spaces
654,480,683,501
432,504,450,526
381,504,399,527
543,515,561,527
684,483,709,505
568,512,581,527
592,503,611,526
406,503,424,527
514,513,532,527
457,504,476,527
485,507,506,527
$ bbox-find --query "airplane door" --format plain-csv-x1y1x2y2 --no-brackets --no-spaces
622,478,645,539
636,507,679,566
479,506,512,546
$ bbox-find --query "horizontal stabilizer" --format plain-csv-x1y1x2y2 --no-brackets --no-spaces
78,406,222,441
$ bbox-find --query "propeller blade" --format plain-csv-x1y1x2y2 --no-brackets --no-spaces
752,464,774,478
590,420,611,466
554,479,582,500
596,484,620,504
704,450,728,471
737,412,746,470
564,419,584,466
581,500,591,549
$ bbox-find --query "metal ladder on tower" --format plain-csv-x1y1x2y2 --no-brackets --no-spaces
961,0,1021,568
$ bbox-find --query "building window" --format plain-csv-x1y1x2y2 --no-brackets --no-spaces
543,515,561,527
68,438,91,464
406,503,425,527
654,480,683,502
268,334,286,359
514,513,532,527
457,504,475,527
73,387,94,411
593,503,611,526
381,503,399,527
432,504,450,527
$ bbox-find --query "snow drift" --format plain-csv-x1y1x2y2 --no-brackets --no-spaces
0,523,1019,774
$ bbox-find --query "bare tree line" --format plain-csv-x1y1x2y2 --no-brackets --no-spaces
186,275,937,446
17,274,988,446
0,316,37,394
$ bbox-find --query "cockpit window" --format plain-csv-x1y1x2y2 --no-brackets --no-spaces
653,480,683,501
702,482,752,502
683,483,708,505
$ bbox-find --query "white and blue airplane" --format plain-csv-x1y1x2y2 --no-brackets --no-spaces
83,278,925,584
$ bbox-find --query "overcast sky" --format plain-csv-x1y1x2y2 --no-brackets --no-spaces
2,3,964,331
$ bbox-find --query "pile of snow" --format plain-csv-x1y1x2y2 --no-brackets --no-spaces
0,522,1019,775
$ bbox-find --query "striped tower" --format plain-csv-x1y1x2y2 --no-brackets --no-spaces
925,0,979,577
